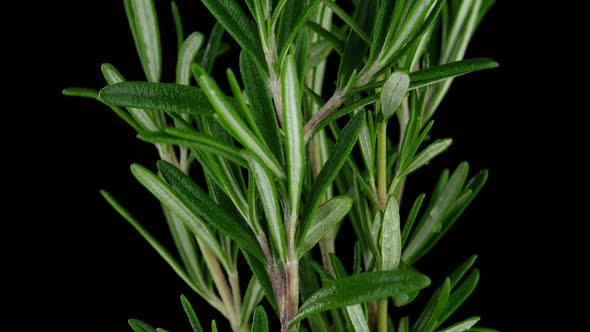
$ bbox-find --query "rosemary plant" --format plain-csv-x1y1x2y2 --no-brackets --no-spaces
64,0,498,331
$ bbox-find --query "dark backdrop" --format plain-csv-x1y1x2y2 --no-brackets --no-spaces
4,1,533,331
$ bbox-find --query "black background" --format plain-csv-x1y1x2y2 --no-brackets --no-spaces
4,1,534,331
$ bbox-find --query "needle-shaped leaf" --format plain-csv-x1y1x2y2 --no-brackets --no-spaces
288,270,431,327
403,162,469,265
276,0,305,53
199,23,225,74
277,0,322,65
124,0,161,82
63,87,142,132
239,50,283,159
297,196,353,258
282,55,304,218
99,82,214,116
397,138,453,178
171,1,184,50
130,164,232,269
101,63,163,130
162,207,205,289
448,255,478,290
413,169,488,263
329,254,370,332
337,0,376,89
412,278,451,332
251,306,269,332
197,73,285,179
401,193,425,248
242,251,277,312
100,190,208,297
244,153,287,262
176,32,205,85
240,277,264,327
129,319,157,332
180,295,205,332
299,111,364,242
380,71,410,121
438,269,480,326
381,195,401,271
156,160,265,262
200,0,262,61
323,0,370,45
306,94,379,142
306,21,345,55
409,58,498,89
139,130,246,168
437,316,480,332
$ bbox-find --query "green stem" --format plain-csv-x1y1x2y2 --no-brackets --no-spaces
377,121,388,210
378,299,388,332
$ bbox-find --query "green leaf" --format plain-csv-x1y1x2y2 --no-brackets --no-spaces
177,32,205,85
403,162,469,265
99,82,214,116
381,195,401,271
282,55,304,219
380,0,439,65
240,277,264,327
448,255,478,290
396,316,409,332
239,50,283,159
413,169,488,263
130,164,231,268
129,319,157,332
307,39,337,71
242,251,277,312
62,87,142,132
180,295,204,332
251,306,269,332
101,63,162,130
412,278,451,332
409,58,498,89
244,153,287,262
307,93,380,141
306,21,345,55
288,270,431,327
276,0,305,53
200,0,262,61
328,254,370,332
398,138,452,178
299,111,364,243
336,0,376,89
468,328,499,332
380,71,410,121
124,0,161,82
439,270,480,326
401,193,425,248
156,160,265,262
171,1,184,50
139,130,246,168
199,23,225,74
211,320,218,332
277,0,322,65
297,196,353,258
437,317,480,332
323,1,370,45
197,73,285,179
100,191,206,296
162,207,205,289
62,87,98,99
367,0,395,64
